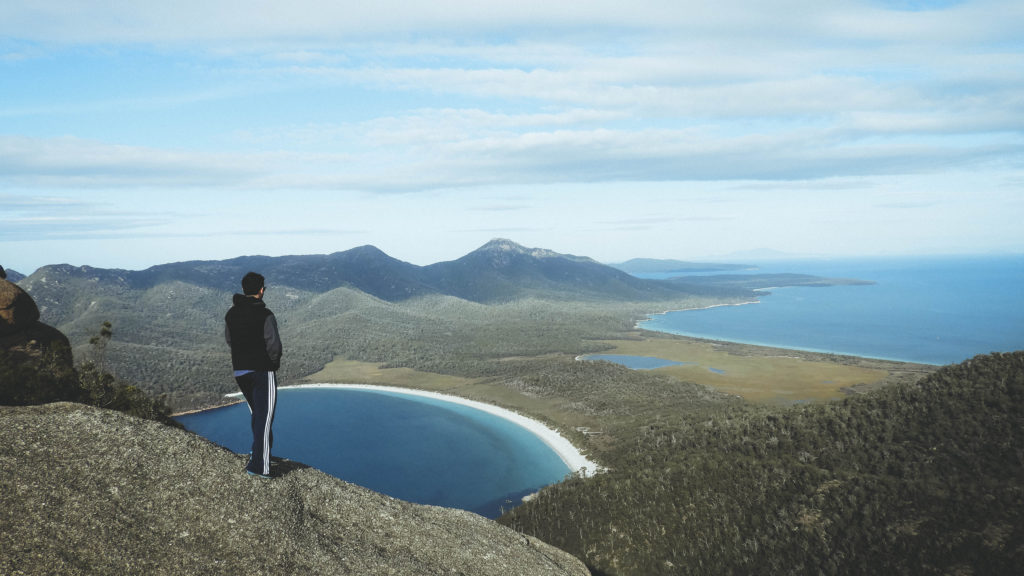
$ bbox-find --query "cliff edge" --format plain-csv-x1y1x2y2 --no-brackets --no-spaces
0,402,589,576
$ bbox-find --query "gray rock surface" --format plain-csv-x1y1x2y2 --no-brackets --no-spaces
0,402,590,576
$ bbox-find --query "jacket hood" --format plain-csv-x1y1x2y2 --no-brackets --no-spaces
232,293,266,307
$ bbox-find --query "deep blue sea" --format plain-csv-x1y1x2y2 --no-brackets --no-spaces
637,255,1024,365
176,387,570,519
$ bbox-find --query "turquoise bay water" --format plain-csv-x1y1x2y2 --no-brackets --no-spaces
176,388,570,519
638,255,1024,365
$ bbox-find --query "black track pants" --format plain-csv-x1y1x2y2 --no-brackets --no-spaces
236,371,277,475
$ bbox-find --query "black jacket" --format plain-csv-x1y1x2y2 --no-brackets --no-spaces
225,294,282,371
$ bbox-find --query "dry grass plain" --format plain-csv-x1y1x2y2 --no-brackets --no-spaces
305,332,934,411
583,333,894,403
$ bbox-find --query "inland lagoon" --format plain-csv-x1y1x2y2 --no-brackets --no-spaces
177,385,597,519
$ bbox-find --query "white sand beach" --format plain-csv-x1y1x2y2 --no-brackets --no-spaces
634,300,759,330
231,383,602,477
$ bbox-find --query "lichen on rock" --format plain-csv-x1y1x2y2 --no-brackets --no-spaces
0,402,590,576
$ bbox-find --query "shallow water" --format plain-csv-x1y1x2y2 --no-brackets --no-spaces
176,387,570,518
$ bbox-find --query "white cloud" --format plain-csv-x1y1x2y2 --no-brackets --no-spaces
3,104,1018,193
0,135,264,188
1,0,1022,271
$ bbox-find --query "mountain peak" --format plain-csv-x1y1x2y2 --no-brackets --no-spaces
21,240,695,307
474,239,588,262
477,238,532,254
341,244,390,258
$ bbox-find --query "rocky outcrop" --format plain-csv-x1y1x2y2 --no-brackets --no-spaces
0,269,70,361
0,265,26,282
0,402,590,576
0,267,40,333
0,268,76,405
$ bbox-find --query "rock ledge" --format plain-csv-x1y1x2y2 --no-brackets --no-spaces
1,402,589,576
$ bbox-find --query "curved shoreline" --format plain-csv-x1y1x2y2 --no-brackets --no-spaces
634,299,759,329
634,302,944,366
222,382,602,478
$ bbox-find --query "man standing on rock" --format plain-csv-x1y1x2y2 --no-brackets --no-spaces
225,272,282,479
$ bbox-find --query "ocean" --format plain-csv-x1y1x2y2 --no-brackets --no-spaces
176,387,570,519
637,255,1024,366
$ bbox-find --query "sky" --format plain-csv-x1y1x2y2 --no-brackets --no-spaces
1,0,1023,274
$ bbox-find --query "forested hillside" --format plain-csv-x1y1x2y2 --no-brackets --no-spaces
21,239,702,305
500,351,1024,575
17,242,744,410
15,240,878,412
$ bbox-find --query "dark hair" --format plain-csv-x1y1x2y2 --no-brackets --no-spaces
241,272,265,296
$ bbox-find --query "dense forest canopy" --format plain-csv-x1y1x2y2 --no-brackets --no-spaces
501,352,1024,575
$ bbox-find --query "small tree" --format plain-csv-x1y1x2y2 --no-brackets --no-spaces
81,321,116,406
88,320,113,372
77,320,177,425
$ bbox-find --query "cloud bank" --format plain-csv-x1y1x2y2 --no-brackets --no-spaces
1,1,1021,270
1,0,1021,193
